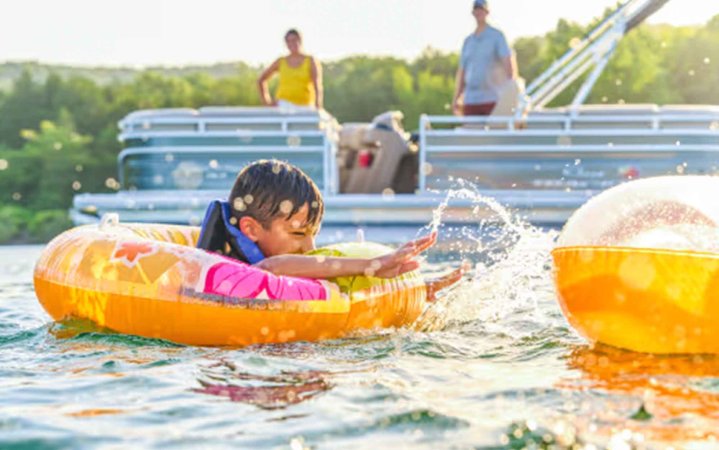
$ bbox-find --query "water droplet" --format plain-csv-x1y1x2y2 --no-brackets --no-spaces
12,192,21,201
286,135,302,147
279,199,294,215
422,162,433,176
105,177,119,189
233,198,247,212
75,164,83,172
53,142,63,151
704,57,711,65
289,436,305,450
557,135,571,146
208,159,219,169
243,194,254,205
0,159,8,171
72,181,82,191
381,188,395,200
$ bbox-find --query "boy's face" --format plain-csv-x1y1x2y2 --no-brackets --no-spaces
253,203,319,257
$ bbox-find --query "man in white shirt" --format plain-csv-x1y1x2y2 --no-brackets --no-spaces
452,0,518,116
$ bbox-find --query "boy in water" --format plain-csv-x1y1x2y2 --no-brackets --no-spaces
198,160,461,296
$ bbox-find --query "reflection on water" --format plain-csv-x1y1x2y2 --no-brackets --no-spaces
195,359,332,409
559,344,719,445
3,188,719,448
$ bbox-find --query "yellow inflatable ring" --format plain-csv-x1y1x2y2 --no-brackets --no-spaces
34,221,426,346
553,176,719,354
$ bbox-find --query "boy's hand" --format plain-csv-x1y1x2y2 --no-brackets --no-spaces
426,266,465,302
369,232,437,278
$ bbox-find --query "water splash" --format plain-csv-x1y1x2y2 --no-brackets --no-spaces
418,180,559,334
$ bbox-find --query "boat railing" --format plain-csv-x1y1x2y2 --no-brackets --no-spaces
420,111,719,132
118,107,337,140
117,140,337,195
116,108,340,195
418,112,719,191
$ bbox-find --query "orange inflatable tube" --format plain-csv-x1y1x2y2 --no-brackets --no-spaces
553,176,719,354
34,221,426,346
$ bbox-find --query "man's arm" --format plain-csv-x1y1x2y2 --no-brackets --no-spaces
502,53,517,80
452,66,466,116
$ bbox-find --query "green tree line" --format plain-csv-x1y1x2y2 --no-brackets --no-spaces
0,14,718,243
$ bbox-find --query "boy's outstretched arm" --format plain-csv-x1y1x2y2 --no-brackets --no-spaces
255,233,437,279
425,267,465,302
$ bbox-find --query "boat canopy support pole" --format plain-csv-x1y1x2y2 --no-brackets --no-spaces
524,0,670,110
569,37,620,110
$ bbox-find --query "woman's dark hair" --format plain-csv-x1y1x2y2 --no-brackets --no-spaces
229,160,323,229
285,28,302,41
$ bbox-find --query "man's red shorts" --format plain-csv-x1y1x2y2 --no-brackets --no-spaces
463,103,496,116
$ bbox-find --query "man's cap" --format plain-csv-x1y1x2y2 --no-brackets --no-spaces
473,0,488,9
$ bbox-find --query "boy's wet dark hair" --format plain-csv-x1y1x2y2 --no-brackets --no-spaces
229,160,324,229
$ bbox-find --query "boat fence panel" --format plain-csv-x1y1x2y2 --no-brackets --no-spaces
118,108,335,143
418,112,719,193
118,145,329,193
115,108,340,195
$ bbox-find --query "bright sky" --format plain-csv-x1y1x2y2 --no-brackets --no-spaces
1,0,716,67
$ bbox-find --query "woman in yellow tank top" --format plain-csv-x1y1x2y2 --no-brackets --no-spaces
257,29,324,109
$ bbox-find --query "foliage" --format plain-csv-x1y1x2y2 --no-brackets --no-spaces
0,206,32,242
513,12,716,107
0,205,72,243
10,118,101,210
0,13,718,243
27,210,74,243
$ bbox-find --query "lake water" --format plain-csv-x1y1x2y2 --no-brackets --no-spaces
3,209,719,449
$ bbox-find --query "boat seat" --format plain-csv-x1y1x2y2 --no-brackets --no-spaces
339,112,413,194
